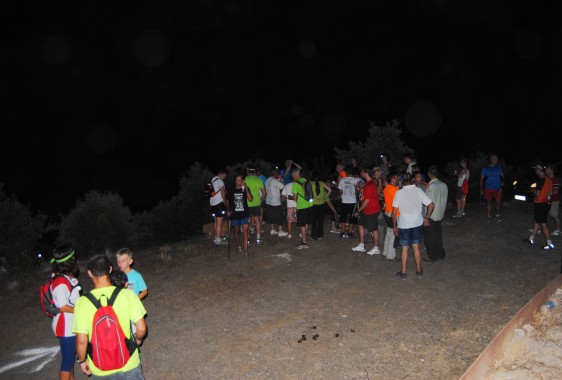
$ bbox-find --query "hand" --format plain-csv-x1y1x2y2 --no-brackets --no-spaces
423,218,431,226
393,226,398,236
80,361,92,376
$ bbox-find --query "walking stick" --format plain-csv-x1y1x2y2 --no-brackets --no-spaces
227,213,231,261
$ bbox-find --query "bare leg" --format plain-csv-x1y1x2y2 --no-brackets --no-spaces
358,225,365,244
412,243,422,272
540,223,552,242
401,246,409,273
234,226,241,249
242,224,249,255
373,230,380,246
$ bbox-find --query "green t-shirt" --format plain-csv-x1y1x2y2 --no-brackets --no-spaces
245,175,264,207
311,180,328,205
293,177,313,210
72,286,147,377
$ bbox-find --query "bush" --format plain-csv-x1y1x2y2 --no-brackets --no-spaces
0,184,52,271
59,191,134,257
334,119,414,171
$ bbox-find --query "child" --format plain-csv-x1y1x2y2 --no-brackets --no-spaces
49,244,82,380
110,268,137,335
116,248,148,300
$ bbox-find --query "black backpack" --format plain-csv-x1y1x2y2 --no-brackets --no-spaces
203,177,220,199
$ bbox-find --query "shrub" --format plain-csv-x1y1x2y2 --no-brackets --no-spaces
59,191,134,256
0,184,52,271
334,119,414,171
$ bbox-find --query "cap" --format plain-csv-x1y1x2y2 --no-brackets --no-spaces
246,163,256,171
532,164,545,171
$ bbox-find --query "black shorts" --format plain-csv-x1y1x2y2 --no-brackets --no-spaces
358,212,379,232
296,207,313,227
456,186,464,200
534,202,550,224
248,206,261,217
267,204,284,225
211,202,226,218
339,202,358,224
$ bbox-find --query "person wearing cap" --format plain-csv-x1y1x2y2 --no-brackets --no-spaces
351,168,382,255
546,164,561,236
480,153,504,223
209,168,229,245
245,164,266,244
526,164,555,250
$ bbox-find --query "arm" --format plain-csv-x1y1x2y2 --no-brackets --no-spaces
76,333,92,375
138,289,148,300
423,202,435,226
391,207,399,236
133,317,147,346
59,304,74,313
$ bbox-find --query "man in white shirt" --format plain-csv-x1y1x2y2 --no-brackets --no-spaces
338,166,362,238
265,168,288,237
392,172,435,280
210,168,228,245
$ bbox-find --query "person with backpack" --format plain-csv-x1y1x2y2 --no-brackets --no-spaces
44,244,82,380
291,168,313,249
73,254,147,379
209,168,229,245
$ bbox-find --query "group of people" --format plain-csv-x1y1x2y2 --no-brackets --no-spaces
208,153,454,279
46,245,149,380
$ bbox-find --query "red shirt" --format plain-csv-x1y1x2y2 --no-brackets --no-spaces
534,177,552,204
361,179,381,214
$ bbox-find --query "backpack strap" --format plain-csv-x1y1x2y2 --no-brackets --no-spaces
84,287,122,309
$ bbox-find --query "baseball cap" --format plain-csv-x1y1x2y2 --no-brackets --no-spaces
532,164,545,171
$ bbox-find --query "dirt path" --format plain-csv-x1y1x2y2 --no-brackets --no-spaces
1,201,561,380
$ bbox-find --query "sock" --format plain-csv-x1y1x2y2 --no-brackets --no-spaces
257,234,261,239
529,235,534,241
547,240,553,245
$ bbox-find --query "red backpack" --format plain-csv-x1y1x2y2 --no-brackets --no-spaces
85,287,137,371
40,274,77,317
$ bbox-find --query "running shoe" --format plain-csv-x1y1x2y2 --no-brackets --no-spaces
395,271,407,280
416,269,423,279
452,213,463,218
295,242,309,249
352,244,366,252
367,246,381,255
278,231,288,237
270,229,278,236
544,243,555,250
551,230,561,236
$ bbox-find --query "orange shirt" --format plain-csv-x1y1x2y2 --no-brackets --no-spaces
384,184,400,216
535,177,552,203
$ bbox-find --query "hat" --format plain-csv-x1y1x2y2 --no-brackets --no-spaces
246,163,256,172
532,164,545,171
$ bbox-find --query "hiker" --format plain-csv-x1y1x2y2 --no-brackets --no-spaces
116,248,148,300
210,168,229,245
48,244,82,380
73,254,147,379
226,174,254,257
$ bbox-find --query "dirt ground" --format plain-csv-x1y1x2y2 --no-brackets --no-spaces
1,200,561,380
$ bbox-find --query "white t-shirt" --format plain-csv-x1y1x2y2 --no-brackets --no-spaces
338,176,361,204
457,169,470,187
393,184,433,229
209,176,225,206
51,275,81,337
282,183,296,208
265,177,284,206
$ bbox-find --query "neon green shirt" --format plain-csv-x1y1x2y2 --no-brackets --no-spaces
311,180,328,205
72,286,147,377
245,175,264,207
293,177,313,210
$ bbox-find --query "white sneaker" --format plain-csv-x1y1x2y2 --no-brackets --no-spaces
367,246,381,255
278,231,288,237
270,229,278,236
352,244,366,252
287,234,292,239
213,238,226,245
551,230,561,236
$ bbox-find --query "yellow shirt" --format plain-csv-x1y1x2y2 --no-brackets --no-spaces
72,286,147,377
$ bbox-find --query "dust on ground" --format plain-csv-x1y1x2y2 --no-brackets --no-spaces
1,200,561,380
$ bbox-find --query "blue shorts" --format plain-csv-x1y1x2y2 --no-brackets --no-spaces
231,217,250,227
59,335,76,372
398,225,423,247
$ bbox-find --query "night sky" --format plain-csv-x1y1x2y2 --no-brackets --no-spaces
2,1,561,219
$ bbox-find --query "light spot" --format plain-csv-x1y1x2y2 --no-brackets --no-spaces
404,100,442,137
132,30,170,67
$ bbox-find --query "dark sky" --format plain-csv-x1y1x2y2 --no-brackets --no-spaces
2,1,561,219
